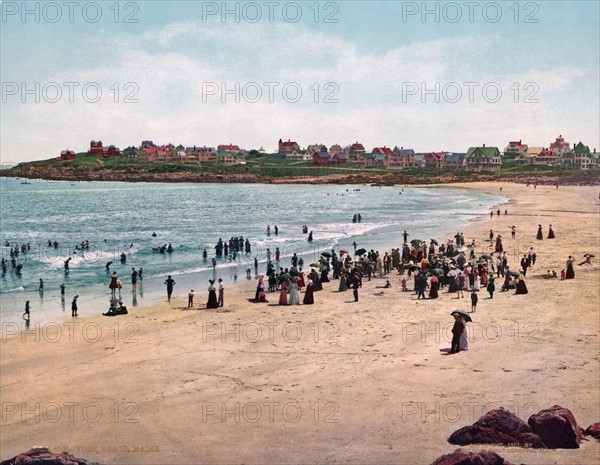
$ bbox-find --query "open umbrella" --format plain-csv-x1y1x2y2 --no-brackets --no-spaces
430,238,439,245
339,249,348,254
431,268,444,276
451,311,472,323
479,254,493,260
321,252,332,258
458,246,468,253
355,248,367,256
510,270,520,277
584,253,595,257
310,262,320,268
410,239,423,246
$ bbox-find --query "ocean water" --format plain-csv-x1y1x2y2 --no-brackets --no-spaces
0,179,506,327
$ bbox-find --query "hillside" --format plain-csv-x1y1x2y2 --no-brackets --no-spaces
1,153,599,185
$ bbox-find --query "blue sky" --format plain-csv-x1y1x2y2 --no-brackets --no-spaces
1,0,598,162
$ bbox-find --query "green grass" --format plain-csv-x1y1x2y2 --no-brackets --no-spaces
9,154,597,181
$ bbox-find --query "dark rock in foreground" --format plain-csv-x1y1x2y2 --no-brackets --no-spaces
431,449,517,465
0,447,94,465
448,407,546,448
527,405,582,449
584,422,600,442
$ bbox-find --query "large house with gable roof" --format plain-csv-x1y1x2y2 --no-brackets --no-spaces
463,145,502,171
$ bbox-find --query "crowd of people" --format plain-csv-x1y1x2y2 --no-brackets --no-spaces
214,236,252,258
5,207,592,337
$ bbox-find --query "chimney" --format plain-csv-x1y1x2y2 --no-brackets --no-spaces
483,143,486,148
574,143,576,149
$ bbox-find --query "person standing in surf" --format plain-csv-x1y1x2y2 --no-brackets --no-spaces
164,275,176,301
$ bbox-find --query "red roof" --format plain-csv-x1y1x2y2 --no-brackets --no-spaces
423,152,446,161
281,140,298,147
352,142,365,151
218,144,239,151
509,140,526,147
372,146,393,155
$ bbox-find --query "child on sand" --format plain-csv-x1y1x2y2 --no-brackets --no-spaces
471,291,478,312
401,275,407,291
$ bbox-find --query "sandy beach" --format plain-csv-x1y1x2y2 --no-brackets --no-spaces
1,182,599,465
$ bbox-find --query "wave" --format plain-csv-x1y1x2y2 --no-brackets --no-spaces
36,244,141,266
3,286,25,293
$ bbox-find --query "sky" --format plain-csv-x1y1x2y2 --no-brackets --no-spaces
1,0,599,163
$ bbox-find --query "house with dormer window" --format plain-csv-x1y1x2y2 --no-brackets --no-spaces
463,145,501,171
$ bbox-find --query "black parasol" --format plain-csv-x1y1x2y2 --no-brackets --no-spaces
451,311,472,323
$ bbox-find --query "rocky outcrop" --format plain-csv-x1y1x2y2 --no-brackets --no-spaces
448,407,546,448
585,423,600,441
431,449,516,465
2,163,599,186
527,405,582,449
0,447,93,465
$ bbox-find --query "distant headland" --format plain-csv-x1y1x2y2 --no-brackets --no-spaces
2,155,598,186
1,136,599,186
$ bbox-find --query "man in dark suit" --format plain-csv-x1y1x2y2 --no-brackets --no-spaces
450,313,465,354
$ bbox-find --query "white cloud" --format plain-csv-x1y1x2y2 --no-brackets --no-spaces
1,21,597,162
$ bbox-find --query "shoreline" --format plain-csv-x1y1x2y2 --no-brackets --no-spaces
1,182,599,465
2,168,599,186
0,183,507,329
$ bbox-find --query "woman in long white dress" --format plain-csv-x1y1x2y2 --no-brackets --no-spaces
288,278,300,305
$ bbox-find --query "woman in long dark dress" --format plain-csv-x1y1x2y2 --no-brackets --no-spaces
565,256,575,279
547,225,555,239
429,275,439,299
468,268,475,290
495,236,503,253
207,280,219,308
536,225,543,240
487,275,495,298
309,269,322,291
338,269,347,291
254,274,264,301
447,269,458,293
515,271,528,294
303,279,314,304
